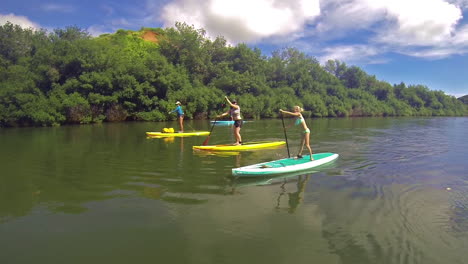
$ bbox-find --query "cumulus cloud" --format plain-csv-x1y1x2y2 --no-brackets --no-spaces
451,25,468,45
316,0,463,45
367,0,462,46
398,25,468,58
0,13,40,29
315,0,383,35
448,0,468,8
155,0,468,60
160,0,320,43
309,0,468,61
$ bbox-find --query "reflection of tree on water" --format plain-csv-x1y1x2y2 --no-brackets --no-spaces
0,140,234,224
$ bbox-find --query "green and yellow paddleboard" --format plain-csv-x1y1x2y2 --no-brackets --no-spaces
193,141,285,151
146,131,210,137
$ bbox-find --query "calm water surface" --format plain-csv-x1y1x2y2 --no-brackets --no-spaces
1,117,467,264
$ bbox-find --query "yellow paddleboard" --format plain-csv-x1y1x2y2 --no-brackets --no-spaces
193,141,285,151
146,131,210,137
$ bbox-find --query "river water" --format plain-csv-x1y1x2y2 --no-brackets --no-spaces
0,117,467,264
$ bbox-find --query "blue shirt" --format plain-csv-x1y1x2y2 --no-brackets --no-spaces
172,105,184,116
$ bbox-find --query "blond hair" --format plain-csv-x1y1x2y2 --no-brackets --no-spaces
294,106,303,112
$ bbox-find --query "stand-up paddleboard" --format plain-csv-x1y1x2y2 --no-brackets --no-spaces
210,120,251,125
146,131,210,137
193,141,285,151
210,120,234,124
232,153,339,176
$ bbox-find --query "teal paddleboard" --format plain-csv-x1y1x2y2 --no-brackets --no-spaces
232,152,339,176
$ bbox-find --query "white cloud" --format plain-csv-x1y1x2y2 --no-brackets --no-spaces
87,25,113,37
111,18,132,27
160,0,320,43
86,18,134,37
450,24,468,45
154,0,468,60
401,47,464,58
316,0,462,45
368,0,462,46
312,0,468,60
41,4,75,13
447,0,468,8
0,13,40,29
396,25,468,58
317,44,381,64
315,0,383,35
452,92,468,98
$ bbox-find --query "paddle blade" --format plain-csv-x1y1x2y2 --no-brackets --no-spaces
202,118,216,146
202,135,211,146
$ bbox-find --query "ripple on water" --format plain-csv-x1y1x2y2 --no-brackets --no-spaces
348,183,468,264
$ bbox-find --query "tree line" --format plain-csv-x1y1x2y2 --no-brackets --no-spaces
1,21,466,127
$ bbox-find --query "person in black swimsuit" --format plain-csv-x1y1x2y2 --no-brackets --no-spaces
217,96,243,145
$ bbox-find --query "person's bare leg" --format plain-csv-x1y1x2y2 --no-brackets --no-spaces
305,133,313,160
297,136,305,158
233,126,242,145
179,116,184,132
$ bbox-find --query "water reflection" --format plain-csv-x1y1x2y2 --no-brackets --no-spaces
231,169,320,214
193,150,241,157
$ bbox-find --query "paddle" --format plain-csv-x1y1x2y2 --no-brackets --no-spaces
280,112,291,158
186,122,196,132
202,118,217,146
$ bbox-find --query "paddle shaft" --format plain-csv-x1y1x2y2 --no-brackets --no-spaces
280,113,290,158
186,122,196,131
202,118,217,145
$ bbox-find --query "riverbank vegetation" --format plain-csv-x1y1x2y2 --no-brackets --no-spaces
1,22,466,127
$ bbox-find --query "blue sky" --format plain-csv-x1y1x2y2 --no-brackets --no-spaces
2,0,468,97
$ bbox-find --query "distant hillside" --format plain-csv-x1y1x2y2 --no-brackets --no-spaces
458,95,468,104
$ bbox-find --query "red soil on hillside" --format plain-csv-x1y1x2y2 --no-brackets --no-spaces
141,31,159,43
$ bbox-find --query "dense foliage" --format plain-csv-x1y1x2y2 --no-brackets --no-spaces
1,22,466,127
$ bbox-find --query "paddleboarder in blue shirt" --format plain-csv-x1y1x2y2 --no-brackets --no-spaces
280,106,313,160
170,101,184,132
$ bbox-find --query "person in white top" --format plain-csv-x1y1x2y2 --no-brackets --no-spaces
217,96,243,145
